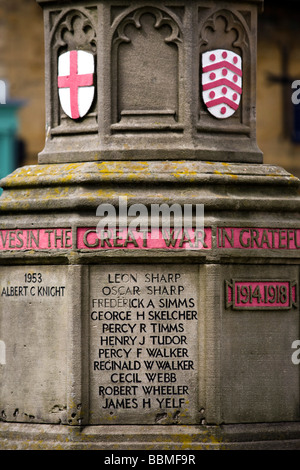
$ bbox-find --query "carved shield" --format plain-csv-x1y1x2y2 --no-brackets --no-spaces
58,50,95,120
202,49,242,119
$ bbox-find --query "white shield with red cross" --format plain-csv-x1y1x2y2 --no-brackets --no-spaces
58,50,95,120
202,49,242,119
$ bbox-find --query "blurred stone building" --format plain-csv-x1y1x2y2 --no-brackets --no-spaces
0,0,44,166
0,0,300,175
257,0,300,177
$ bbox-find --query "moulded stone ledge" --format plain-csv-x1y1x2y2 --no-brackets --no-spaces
0,161,299,188
0,161,299,213
0,422,300,450
1,183,300,213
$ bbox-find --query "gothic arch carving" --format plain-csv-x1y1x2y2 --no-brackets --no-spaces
112,6,182,47
49,8,97,130
199,9,250,53
198,8,251,127
111,6,183,129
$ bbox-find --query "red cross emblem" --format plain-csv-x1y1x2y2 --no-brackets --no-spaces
58,50,95,120
202,49,242,119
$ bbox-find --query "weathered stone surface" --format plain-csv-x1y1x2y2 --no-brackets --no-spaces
2,0,300,451
199,264,300,425
0,266,69,424
0,161,299,213
36,0,263,164
89,265,199,424
1,422,300,450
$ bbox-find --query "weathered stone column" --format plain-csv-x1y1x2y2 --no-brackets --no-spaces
39,0,262,163
1,0,300,450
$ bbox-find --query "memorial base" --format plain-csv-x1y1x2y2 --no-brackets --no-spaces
1,422,300,450
1,161,300,451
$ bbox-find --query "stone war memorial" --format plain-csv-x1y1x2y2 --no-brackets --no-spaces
1,0,300,451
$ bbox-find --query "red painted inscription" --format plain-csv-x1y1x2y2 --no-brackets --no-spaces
218,227,300,249
226,279,297,310
0,228,72,250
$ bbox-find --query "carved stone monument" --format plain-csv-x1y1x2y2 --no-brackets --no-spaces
1,0,300,450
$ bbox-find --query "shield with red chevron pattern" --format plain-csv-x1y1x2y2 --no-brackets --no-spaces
58,50,95,120
202,49,242,119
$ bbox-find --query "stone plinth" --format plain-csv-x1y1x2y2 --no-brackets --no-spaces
1,0,300,451
1,161,300,449
37,0,263,163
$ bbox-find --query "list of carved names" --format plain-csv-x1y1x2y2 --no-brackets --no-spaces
89,265,199,424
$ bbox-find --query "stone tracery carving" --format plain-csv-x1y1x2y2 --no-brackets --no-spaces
49,8,97,130
51,8,97,53
112,7,182,47
111,7,183,128
199,9,249,53
56,13,96,53
198,8,250,126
